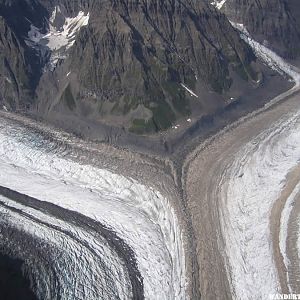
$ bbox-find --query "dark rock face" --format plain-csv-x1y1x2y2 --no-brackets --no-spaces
222,0,300,59
63,0,258,133
0,0,288,136
0,0,47,109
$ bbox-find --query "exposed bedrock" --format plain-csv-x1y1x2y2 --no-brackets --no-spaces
1,0,265,136
221,0,300,59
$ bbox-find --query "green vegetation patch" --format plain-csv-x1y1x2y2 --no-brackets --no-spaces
61,84,76,110
149,98,176,131
162,80,190,115
129,118,157,134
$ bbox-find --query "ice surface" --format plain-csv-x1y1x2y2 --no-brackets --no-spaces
0,195,132,299
0,117,187,300
218,25,300,299
220,104,300,299
45,9,89,51
279,181,300,292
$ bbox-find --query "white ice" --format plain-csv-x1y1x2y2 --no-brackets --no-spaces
45,9,89,51
279,181,300,292
220,110,300,299
0,117,187,300
218,25,300,299
0,195,132,300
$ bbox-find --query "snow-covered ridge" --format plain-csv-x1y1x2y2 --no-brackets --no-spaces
0,116,187,300
27,6,89,69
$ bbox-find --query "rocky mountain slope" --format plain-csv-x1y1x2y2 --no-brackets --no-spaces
0,0,292,141
221,0,300,59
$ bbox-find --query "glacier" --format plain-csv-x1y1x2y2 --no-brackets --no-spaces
0,115,187,300
220,110,300,299
214,22,300,299
0,194,133,299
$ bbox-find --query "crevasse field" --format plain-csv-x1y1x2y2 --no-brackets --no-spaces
0,116,186,300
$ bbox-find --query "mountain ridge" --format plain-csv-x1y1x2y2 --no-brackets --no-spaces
221,0,300,59
1,0,261,133
0,0,292,144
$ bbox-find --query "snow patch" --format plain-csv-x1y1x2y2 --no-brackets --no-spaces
50,5,62,23
4,77,12,84
211,0,227,9
27,6,89,70
180,83,199,98
45,9,89,51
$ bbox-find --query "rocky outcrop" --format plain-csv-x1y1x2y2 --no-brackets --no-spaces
0,0,278,136
222,0,300,59
0,0,47,110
